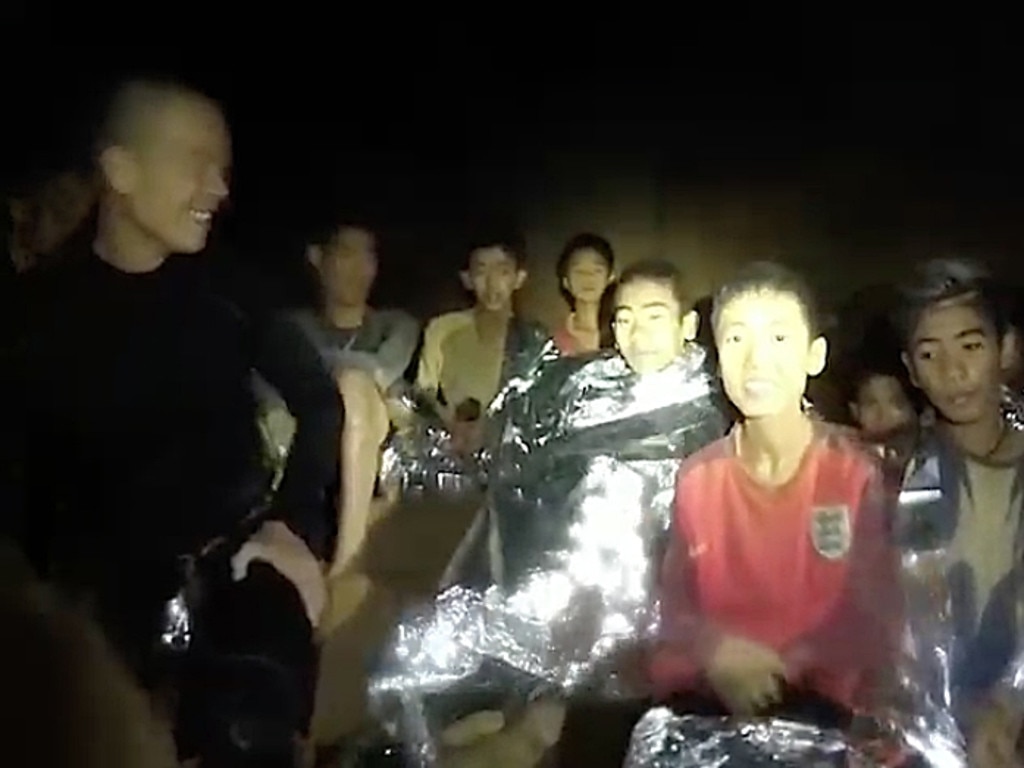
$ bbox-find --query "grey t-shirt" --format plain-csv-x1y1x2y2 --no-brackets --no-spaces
292,308,420,391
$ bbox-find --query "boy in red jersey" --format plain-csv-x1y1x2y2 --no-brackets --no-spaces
651,261,902,719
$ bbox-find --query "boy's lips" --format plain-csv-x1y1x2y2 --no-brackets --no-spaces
743,379,775,395
946,392,976,408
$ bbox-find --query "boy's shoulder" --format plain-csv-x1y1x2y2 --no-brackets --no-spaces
815,422,882,465
676,433,736,486
676,422,881,488
423,309,475,338
366,306,421,335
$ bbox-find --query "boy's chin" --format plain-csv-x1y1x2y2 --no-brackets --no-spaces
739,404,805,422
935,404,991,426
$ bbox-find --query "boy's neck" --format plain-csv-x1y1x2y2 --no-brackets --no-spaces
737,409,815,487
943,405,1008,460
570,300,600,331
474,304,513,337
324,302,367,330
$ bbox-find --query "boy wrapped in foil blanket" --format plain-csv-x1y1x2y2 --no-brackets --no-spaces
368,342,728,765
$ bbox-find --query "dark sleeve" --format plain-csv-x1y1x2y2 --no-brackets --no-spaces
0,341,27,546
252,314,342,559
0,271,60,565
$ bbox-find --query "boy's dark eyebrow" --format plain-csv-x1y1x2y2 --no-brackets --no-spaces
615,301,672,312
914,327,988,346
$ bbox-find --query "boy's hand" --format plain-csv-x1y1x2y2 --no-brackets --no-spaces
450,419,484,458
706,634,786,715
970,694,1024,768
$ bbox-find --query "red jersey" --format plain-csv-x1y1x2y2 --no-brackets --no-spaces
552,324,582,356
650,423,901,711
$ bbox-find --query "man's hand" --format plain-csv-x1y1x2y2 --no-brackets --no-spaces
706,634,786,715
970,694,1024,768
231,521,327,629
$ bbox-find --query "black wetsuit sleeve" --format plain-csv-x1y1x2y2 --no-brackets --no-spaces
252,314,342,559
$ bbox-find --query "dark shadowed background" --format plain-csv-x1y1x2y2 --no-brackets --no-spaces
3,11,1022,394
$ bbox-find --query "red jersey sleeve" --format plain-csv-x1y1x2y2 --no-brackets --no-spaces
784,465,903,710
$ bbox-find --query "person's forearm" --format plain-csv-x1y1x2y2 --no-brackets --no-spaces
272,401,339,559
255,316,342,559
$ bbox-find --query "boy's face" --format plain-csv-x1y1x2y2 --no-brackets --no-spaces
715,289,827,420
461,246,526,312
902,297,1014,425
563,249,612,305
612,278,697,376
309,226,378,307
851,375,916,439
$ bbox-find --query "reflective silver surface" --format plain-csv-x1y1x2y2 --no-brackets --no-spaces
369,345,727,765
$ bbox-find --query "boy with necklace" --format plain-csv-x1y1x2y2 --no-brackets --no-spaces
294,218,419,578
894,259,1024,768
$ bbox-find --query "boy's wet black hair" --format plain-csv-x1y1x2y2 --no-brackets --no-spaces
614,259,690,310
711,261,821,337
464,232,526,269
892,258,1009,350
305,213,379,250
848,358,917,409
556,233,615,277
461,214,526,269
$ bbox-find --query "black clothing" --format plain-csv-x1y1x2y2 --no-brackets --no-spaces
17,254,339,573
12,251,341,765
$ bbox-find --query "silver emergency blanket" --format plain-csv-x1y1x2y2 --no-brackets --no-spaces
379,389,487,498
1003,384,1024,432
891,392,1024,768
988,389,1024,711
999,645,1024,709
368,344,728,765
159,590,193,652
379,327,555,499
623,708,883,768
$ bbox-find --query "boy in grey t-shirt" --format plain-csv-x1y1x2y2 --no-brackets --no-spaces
296,220,418,578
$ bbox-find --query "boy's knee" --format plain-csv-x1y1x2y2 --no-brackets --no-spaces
335,367,376,397
337,370,389,436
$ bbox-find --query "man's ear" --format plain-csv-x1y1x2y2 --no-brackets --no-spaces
1000,327,1020,375
514,268,528,291
806,335,828,377
901,351,920,388
459,270,474,292
97,146,136,197
681,310,699,342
